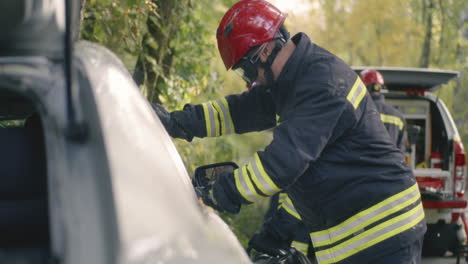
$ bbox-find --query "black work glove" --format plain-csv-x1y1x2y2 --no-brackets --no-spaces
151,103,194,141
211,171,241,214
249,247,312,264
248,228,290,258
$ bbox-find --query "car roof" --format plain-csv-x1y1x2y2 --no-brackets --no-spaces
352,67,460,92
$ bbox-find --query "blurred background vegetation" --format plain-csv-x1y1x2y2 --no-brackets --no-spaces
80,0,468,247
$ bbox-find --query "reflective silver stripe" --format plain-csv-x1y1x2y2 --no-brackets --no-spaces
346,78,366,109
315,203,424,264
311,184,420,247
202,102,217,137
247,154,281,196
291,241,309,255
233,167,263,202
281,194,302,220
380,114,404,130
211,101,226,135
217,98,234,134
278,192,287,209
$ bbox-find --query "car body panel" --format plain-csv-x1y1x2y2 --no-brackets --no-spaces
74,41,251,264
0,42,251,263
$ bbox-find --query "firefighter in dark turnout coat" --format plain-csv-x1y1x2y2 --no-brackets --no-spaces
153,0,426,263
251,70,410,261
360,69,407,152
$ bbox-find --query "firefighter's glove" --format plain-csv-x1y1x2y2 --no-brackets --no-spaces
211,171,241,214
194,186,221,211
248,229,290,258
152,103,194,141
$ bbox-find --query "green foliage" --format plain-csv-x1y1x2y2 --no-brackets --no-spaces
81,0,150,69
0,120,23,128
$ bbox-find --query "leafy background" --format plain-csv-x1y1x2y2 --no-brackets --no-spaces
80,0,468,247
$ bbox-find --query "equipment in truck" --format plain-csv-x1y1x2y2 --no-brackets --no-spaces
354,67,467,257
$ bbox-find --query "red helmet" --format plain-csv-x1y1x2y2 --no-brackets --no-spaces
360,69,385,86
360,69,385,92
216,0,287,70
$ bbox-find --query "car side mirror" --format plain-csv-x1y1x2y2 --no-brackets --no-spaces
192,162,238,189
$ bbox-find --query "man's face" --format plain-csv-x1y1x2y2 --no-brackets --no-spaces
233,43,269,89
254,67,267,87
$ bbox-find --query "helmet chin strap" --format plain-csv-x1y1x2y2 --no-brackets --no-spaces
259,38,287,86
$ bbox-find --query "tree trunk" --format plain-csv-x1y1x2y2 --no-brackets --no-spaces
419,0,434,68
133,0,190,103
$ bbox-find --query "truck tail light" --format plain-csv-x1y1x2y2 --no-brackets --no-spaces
430,152,442,168
454,140,467,198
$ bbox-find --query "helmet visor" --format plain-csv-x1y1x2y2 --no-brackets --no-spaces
232,43,268,85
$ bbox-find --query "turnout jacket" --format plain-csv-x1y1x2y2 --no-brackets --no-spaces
372,94,407,152
171,33,426,263
258,94,409,258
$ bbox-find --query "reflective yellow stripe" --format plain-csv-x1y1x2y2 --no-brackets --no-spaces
310,184,419,246
202,102,220,137
380,114,404,130
280,194,302,220
291,241,309,255
218,98,235,134
212,100,226,135
202,103,213,137
245,153,281,196
346,77,366,109
315,202,424,264
233,167,263,202
278,192,287,209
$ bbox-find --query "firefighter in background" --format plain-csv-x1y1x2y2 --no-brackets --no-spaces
153,0,426,263
360,69,407,152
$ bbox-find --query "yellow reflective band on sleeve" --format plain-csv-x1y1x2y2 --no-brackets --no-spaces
346,77,366,109
233,167,264,203
212,100,227,135
219,98,235,134
291,241,309,256
278,192,287,209
202,103,212,137
212,99,235,136
315,202,424,264
202,102,220,137
310,184,420,247
280,194,302,220
245,153,282,196
380,114,404,131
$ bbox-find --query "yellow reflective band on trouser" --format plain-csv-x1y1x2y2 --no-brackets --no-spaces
233,166,264,203
314,202,424,264
291,241,309,256
346,77,366,109
202,102,219,137
280,194,302,220
380,114,404,131
246,153,282,196
310,184,420,248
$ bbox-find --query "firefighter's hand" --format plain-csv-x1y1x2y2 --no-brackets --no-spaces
151,103,194,141
248,229,289,257
194,186,220,211
211,171,241,214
